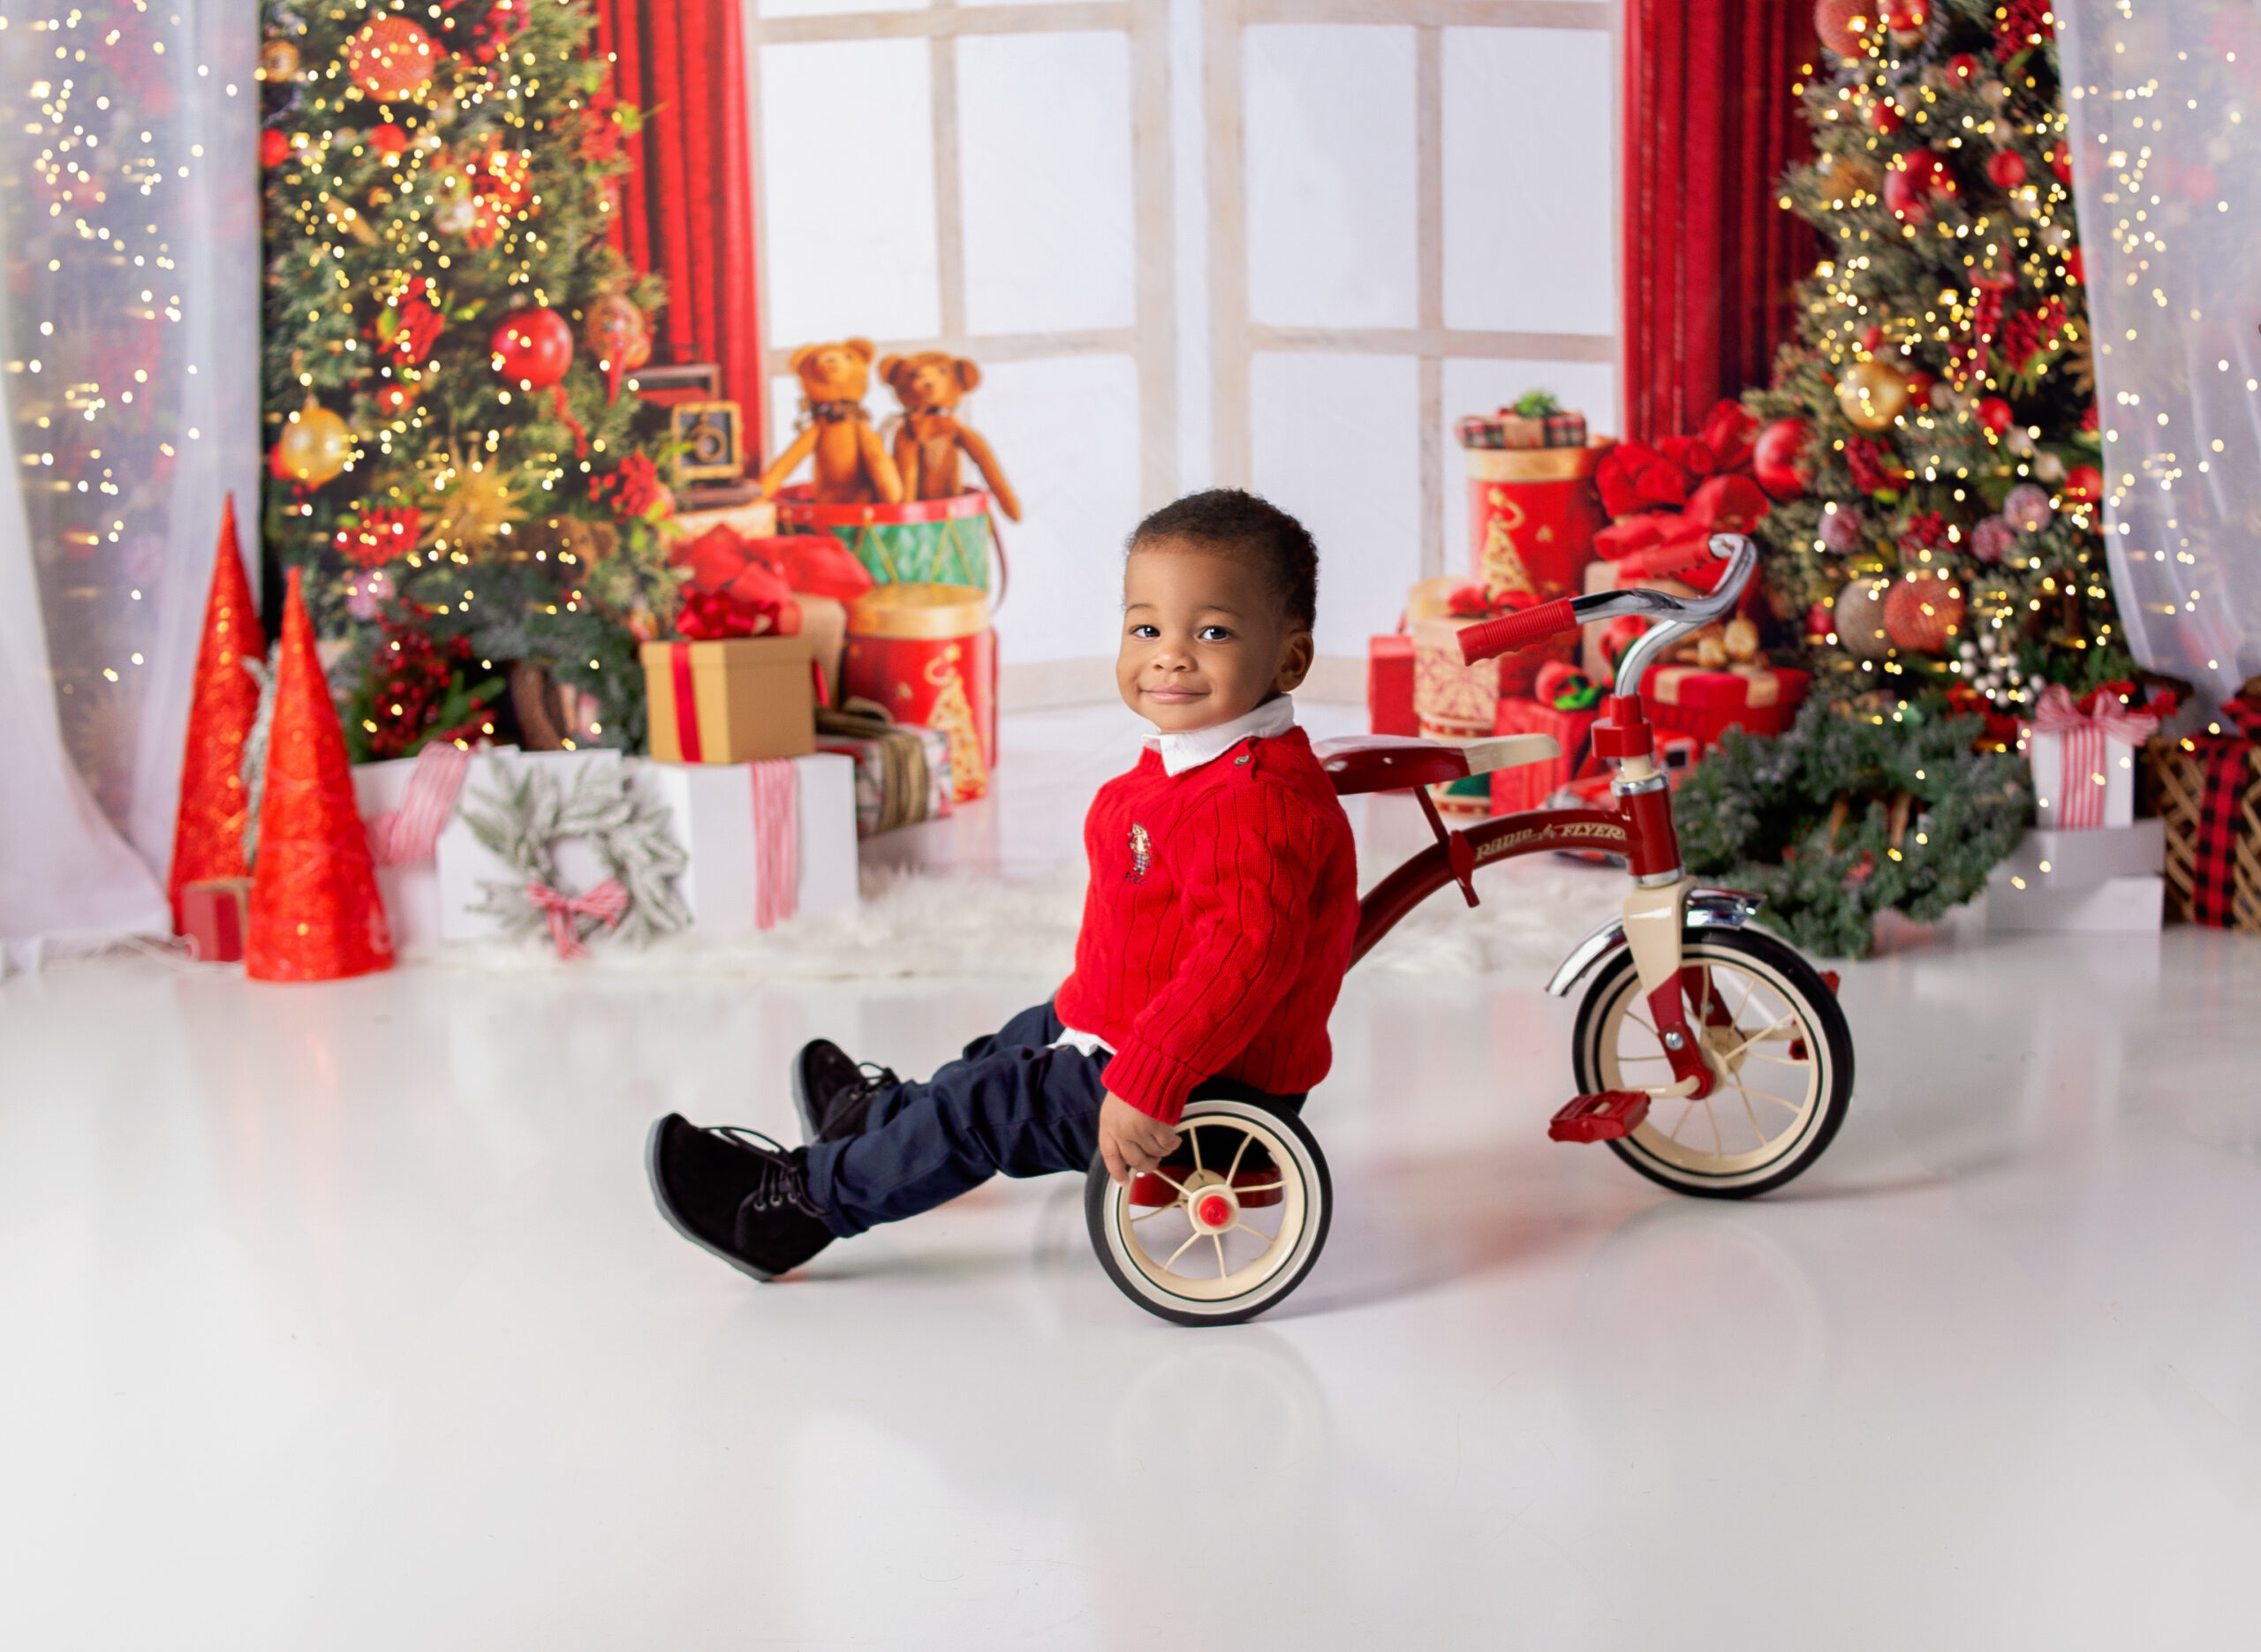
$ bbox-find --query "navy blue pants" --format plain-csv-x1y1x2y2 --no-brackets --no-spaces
803,1000,1305,1236
804,1002,1112,1235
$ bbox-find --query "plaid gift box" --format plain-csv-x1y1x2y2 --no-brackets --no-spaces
1544,410,1588,449
1490,696,1600,815
2144,692,2261,932
1645,665,1812,747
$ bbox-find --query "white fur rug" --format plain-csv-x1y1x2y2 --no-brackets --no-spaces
426,854,1619,982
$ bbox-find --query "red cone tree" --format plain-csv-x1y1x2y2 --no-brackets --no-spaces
168,497,268,931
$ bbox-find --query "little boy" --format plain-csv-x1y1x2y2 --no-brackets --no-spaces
646,489,1360,1280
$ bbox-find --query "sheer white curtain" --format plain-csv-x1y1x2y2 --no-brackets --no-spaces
0,2,258,969
2061,1,2261,705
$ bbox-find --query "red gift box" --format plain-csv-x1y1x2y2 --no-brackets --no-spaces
1368,634,1417,737
1645,665,1811,747
1490,696,1601,814
181,877,251,963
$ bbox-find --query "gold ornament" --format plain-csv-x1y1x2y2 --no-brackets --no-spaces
1723,616,1761,662
1833,578,1894,659
275,397,352,486
1835,359,1909,431
259,37,300,83
1819,154,1879,207
420,446,526,556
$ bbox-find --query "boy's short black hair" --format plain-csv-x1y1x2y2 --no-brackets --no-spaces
1129,488,1319,631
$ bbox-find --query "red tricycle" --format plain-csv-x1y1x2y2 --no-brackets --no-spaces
1085,535,1854,1324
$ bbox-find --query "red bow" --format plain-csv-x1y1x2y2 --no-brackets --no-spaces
526,876,629,961
676,585,799,642
1596,401,1759,518
2030,682,2161,749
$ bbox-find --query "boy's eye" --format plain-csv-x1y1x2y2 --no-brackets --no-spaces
1130,622,1161,639
1198,625,1234,642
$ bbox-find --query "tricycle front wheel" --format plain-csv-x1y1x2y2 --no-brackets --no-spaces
1572,925,1853,1198
1086,1097,1331,1326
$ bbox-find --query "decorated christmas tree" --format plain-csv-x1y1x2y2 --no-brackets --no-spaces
259,0,679,758
1744,0,2124,710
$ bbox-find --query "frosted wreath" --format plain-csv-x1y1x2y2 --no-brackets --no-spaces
460,762,690,958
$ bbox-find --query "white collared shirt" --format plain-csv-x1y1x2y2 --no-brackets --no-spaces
1147,693,1298,778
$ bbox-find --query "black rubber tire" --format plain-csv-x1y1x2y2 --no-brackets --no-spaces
1571,924,1854,1199
1085,1096,1332,1327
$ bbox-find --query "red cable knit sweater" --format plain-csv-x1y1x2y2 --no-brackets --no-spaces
1054,726,1359,1124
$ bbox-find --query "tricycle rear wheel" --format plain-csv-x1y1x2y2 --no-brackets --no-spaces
1086,1097,1331,1326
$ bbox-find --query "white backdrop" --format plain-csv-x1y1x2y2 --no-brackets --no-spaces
748,1,1621,685
0,3,259,966
2061,0,2261,705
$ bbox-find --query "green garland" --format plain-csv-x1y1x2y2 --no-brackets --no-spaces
1673,694,2031,959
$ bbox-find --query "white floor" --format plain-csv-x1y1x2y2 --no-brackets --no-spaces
5,707,2261,1648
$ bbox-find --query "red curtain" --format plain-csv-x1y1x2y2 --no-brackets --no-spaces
594,0,766,456
1622,0,1820,443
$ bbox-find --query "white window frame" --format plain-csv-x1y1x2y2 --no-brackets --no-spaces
1205,0,1621,580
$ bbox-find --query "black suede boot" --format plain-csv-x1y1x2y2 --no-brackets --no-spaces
646,1115,835,1281
790,1039,898,1144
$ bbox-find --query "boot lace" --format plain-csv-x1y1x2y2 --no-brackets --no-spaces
707,1126,827,1219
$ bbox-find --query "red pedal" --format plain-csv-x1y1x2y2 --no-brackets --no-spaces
1548,1090,1652,1143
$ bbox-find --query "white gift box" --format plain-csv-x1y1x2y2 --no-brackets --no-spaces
638,754,858,934
1985,821,2164,932
2027,727,2141,829
350,746,547,950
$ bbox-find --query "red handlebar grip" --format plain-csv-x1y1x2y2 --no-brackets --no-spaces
1457,597,1578,665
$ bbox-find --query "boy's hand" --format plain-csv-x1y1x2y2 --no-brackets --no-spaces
1098,1093,1182,1185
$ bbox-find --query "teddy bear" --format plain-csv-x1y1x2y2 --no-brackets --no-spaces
757,338,904,506
878,351,1022,521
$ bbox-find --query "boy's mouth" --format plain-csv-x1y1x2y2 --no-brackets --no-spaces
1142,686,1206,705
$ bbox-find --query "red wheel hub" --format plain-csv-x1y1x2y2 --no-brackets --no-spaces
1196,1194,1233,1229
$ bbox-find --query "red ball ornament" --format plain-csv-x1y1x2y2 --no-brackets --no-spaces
260,128,291,169
1752,418,1814,501
582,291,651,400
368,121,409,157
1861,324,1886,353
347,16,439,104
2062,464,2103,505
1805,601,1836,640
2061,245,2083,285
491,307,572,390
1814,0,1879,60
1880,0,1928,37
1872,98,1904,136
1903,370,1937,410
1884,164,1930,223
2046,143,2073,186
1946,52,1981,84
1884,570,1964,655
1977,396,2015,435
1986,149,2027,190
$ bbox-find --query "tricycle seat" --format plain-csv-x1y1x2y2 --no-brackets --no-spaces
1311,733,1560,797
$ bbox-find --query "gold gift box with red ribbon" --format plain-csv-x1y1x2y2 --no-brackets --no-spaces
640,634,816,765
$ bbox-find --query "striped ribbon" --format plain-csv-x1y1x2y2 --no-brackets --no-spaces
2030,683,2159,830
751,758,799,932
365,742,473,865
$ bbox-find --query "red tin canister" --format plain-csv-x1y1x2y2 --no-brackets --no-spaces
843,583,996,802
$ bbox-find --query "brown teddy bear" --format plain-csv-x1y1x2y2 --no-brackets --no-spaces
757,339,904,505
878,351,1022,521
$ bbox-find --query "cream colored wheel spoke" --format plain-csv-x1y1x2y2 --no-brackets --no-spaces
1226,1132,1252,1181
1229,1221,1272,1244
1212,1235,1229,1279
1188,1126,1205,1173
1233,1180,1283,1195
1743,1048,1811,1067
1717,1012,1796,1065
1162,1231,1203,1273
1129,1203,1178,1224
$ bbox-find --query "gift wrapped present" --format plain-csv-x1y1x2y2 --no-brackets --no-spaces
1645,664,1811,747
1985,820,2166,935
352,741,480,949
1491,667,1602,815
641,632,816,765
1414,615,1501,729
180,878,251,963
843,583,995,802
639,753,858,932
815,700,957,837
2144,687,2261,932
2024,683,2159,831
1368,634,1418,737
1464,447,1606,599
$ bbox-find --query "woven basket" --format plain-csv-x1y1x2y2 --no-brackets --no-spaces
2144,734,2261,932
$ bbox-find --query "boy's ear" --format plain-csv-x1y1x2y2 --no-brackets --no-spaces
1273,628,1315,695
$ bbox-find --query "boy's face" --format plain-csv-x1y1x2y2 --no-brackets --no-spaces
1116,540,1313,733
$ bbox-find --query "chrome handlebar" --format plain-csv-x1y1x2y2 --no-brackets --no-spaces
1572,534,1757,705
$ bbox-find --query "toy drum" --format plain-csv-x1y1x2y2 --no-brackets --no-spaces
776,487,999,595
1464,446,1607,600
843,583,996,802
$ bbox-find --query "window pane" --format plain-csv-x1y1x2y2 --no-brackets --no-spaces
760,40,941,344
1251,352,1421,660
1441,358,1619,579
1441,27,1615,336
1244,26,1417,329
975,356,1144,665
959,32,1136,336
